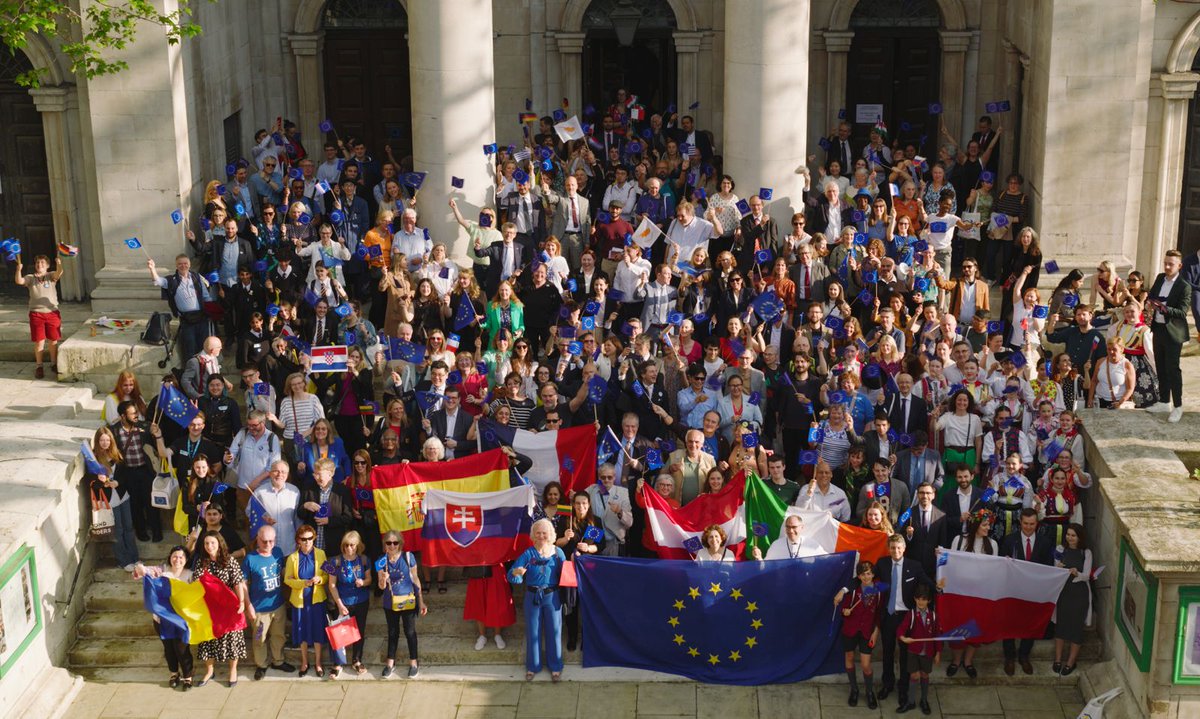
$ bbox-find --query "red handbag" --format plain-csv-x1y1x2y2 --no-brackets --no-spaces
325,615,361,651
558,559,578,588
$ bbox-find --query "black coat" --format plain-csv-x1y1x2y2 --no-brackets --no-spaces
297,481,354,553
873,555,933,613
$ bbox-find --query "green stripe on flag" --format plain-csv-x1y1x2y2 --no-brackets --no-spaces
743,472,789,557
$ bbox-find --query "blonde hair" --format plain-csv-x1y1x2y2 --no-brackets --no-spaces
313,457,337,477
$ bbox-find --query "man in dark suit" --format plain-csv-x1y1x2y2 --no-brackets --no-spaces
668,115,713,164
1181,247,1200,334
863,410,895,467
999,509,1055,675
424,386,475,460
473,222,526,299
734,194,780,276
807,181,855,238
825,121,855,174
596,116,625,160
970,116,999,174
221,267,268,340
938,463,984,542
616,360,674,441
499,179,545,258
893,431,944,496
904,483,948,578
787,243,830,309
301,300,337,347
883,373,929,437
872,534,932,710
1147,249,1192,423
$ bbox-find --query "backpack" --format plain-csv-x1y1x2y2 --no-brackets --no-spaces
141,312,172,346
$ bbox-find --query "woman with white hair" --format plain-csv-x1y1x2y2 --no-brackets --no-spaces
508,518,567,681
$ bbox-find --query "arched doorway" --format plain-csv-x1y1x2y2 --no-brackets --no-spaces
844,0,941,152
321,0,412,158
0,46,52,264
581,0,677,117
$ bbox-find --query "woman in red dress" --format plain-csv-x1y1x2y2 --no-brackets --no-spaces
463,562,516,652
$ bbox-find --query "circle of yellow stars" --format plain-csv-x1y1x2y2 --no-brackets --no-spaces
668,582,762,665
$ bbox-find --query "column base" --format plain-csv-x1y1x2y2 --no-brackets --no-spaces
1028,253,1136,291
89,266,168,315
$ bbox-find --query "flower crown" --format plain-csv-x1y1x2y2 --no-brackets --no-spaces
969,508,995,525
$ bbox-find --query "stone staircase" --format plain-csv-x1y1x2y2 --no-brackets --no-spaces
67,539,1102,685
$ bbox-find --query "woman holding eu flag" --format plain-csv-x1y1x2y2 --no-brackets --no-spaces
555,493,603,652
510,518,567,681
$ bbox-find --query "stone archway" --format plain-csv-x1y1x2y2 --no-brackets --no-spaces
824,0,974,143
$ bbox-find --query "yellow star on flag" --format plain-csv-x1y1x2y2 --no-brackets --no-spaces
688,586,701,599
729,588,744,600
744,601,758,613
673,634,685,645
751,619,764,630
708,654,721,665
673,599,685,610
687,647,699,657
729,650,742,662
708,582,722,596
668,616,680,627
745,636,758,648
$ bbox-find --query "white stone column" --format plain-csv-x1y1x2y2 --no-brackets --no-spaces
824,31,854,130
698,32,718,143
28,86,85,301
287,32,324,152
1145,72,1200,269
408,0,497,264
999,39,1026,179
939,30,972,145
556,32,586,113
674,31,703,121
809,32,829,149
723,0,810,217
962,31,981,143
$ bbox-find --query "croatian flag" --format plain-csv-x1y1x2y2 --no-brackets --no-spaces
641,475,747,559
420,485,535,566
308,345,348,374
476,418,596,494
936,549,1071,643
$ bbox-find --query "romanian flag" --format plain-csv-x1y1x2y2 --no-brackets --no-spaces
371,448,510,549
143,573,246,644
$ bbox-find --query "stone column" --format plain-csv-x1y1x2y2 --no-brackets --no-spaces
939,30,972,145
999,39,1026,179
674,31,702,121
1144,72,1200,269
287,32,324,151
29,86,85,301
723,0,810,217
824,31,854,130
698,32,718,143
809,32,829,150
556,32,586,113
962,31,981,143
408,0,497,264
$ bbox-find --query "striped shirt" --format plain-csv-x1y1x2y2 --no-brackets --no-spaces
280,394,326,438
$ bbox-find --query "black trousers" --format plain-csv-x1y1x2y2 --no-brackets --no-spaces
120,464,161,537
1003,637,1034,660
1152,329,1183,407
343,601,370,665
160,633,194,677
384,607,418,661
880,610,911,698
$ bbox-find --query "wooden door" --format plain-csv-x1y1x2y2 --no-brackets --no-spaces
323,32,412,159
1180,61,1200,255
0,50,52,264
845,30,940,156
583,33,676,119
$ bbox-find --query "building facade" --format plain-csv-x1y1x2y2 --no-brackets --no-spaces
2,0,1200,309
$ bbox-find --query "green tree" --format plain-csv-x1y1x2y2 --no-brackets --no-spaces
1,0,212,87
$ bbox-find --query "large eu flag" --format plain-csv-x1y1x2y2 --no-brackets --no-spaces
577,554,856,685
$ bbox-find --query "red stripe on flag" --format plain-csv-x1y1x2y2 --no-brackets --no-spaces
642,475,744,533
937,594,1056,644
198,572,246,639
555,424,596,495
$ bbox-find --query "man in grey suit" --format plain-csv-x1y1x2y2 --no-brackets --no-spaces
423,387,475,460
893,431,944,496
541,175,592,268
787,243,829,317
586,464,633,556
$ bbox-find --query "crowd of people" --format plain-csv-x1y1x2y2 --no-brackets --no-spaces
60,88,1196,702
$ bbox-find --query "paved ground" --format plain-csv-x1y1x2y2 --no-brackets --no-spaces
63,679,1088,719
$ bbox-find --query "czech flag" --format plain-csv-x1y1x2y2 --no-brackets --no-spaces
308,344,348,373
371,448,510,550
142,573,246,644
641,474,747,559
476,418,596,494
420,485,534,566
936,549,1071,643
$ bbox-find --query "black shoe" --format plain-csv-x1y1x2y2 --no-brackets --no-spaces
920,699,932,715
566,639,577,652
1060,664,1076,676
878,686,892,701
136,532,151,542
848,688,858,707
152,532,164,543
1052,662,1062,674
253,667,266,681
272,662,296,673
866,692,878,709
946,662,959,677
964,664,977,679
897,701,916,714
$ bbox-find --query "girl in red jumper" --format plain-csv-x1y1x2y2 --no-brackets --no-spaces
839,560,883,709
898,584,940,715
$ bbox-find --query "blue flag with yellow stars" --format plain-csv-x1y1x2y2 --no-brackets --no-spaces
576,554,856,684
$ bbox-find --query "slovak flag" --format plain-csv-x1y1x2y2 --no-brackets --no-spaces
631,216,664,250
420,485,535,566
477,418,596,494
308,345,348,374
936,549,1071,643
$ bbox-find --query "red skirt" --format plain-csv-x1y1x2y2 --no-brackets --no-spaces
463,565,516,628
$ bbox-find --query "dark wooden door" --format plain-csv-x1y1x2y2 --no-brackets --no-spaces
1180,55,1200,255
323,32,412,159
846,30,940,156
583,33,676,119
0,50,53,265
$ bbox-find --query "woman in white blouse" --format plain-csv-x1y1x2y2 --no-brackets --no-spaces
934,389,984,474
694,524,737,563
416,243,459,297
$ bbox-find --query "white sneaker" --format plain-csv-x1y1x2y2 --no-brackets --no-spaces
494,634,507,649
123,564,137,572
1169,406,1184,423
474,635,487,651
1149,402,1171,414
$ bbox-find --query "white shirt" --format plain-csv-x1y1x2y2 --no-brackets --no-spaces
797,483,851,521
1155,275,1178,324
956,488,973,519
613,257,652,299
251,483,301,555
667,217,716,256
957,281,977,325
228,429,281,490
602,182,641,220
925,213,960,251
764,536,823,560
393,227,431,259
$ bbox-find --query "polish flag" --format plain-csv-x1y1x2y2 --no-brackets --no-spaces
642,475,746,559
936,549,1071,643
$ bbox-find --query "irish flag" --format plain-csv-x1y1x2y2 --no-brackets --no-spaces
641,475,746,559
936,549,1071,643
743,473,890,563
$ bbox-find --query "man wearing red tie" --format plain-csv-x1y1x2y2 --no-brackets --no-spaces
787,244,829,322
999,509,1053,675
543,175,592,269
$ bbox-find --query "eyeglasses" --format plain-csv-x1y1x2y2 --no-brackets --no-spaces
353,461,368,466
298,536,315,542
384,540,400,546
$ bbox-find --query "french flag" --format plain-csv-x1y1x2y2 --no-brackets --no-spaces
309,344,348,373
420,485,534,566
477,418,596,494
641,475,747,559
936,549,1071,643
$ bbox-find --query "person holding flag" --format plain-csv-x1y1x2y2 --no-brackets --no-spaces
132,546,195,689
837,560,884,709
193,531,248,687
85,427,139,570
13,251,64,378
945,510,998,679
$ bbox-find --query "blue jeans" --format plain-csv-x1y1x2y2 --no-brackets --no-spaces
523,589,563,673
112,500,139,567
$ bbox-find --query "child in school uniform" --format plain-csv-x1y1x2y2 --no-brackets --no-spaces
839,560,884,709
898,583,940,715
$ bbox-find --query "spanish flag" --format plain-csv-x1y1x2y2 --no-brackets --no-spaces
371,448,510,549
143,573,246,644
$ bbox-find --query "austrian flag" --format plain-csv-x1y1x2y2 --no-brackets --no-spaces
420,485,534,566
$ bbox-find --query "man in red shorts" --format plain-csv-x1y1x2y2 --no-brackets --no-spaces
15,253,64,379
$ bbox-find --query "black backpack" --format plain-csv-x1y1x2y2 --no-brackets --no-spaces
141,312,172,346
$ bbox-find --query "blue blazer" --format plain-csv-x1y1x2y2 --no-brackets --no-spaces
301,436,351,484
